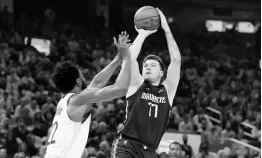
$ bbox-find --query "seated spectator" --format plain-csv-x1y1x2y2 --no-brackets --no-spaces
179,114,194,133
0,147,7,158
193,107,213,132
31,120,48,138
221,121,235,139
6,68,20,91
0,91,12,109
197,142,217,158
25,99,40,118
0,106,15,126
98,140,110,157
6,117,29,155
13,142,29,158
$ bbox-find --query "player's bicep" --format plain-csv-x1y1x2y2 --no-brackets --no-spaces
69,87,99,106
86,85,128,103
164,59,181,97
130,60,143,86
126,60,143,98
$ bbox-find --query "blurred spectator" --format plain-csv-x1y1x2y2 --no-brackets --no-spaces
6,68,20,91
179,114,194,133
159,152,169,158
221,121,235,139
168,142,183,158
0,147,7,158
193,107,213,133
181,134,193,158
197,142,217,158
0,91,12,109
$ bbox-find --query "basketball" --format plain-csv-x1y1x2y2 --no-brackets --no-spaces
134,6,160,30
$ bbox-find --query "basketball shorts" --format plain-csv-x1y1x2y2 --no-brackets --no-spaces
111,136,158,158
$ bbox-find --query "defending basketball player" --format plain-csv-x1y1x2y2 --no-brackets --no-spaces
44,32,132,158
112,8,181,158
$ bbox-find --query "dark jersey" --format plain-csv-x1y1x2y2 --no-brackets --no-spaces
119,81,171,150
182,144,193,158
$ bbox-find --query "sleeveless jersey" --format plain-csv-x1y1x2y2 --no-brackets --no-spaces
45,93,91,158
119,82,171,150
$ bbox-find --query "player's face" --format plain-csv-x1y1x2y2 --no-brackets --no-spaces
169,143,181,158
142,60,163,83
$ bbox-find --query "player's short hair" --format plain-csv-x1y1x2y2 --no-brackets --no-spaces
143,54,166,72
51,61,79,94
169,141,182,150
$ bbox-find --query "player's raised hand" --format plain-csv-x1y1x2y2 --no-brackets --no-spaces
134,26,157,37
156,8,170,32
118,31,131,45
113,31,131,59
113,31,131,48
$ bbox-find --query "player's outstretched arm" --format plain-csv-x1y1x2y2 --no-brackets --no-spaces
69,36,132,106
157,8,181,104
126,27,157,98
130,27,157,60
89,32,130,88
89,55,121,88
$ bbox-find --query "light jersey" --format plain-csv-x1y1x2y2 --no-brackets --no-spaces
45,93,91,158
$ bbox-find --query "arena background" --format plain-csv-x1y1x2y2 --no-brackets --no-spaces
0,0,260,157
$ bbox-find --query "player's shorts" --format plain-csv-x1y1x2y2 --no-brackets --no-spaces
111,135,158,158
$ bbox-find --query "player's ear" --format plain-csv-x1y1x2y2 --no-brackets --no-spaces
160,71,164,77
76,78,81,87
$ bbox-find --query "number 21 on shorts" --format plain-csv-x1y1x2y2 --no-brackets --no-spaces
148,102,158,118
47,121,58,145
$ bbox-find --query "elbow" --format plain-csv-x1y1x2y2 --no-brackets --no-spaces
171,58,181,65
114,85,129,96
90,80,103,88
118,86,129,94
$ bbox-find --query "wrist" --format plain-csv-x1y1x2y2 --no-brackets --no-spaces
164,28,171,34
114,54,122,63
138,32,148,38
122,53,131,60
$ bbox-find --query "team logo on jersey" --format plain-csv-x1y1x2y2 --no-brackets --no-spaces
141,92,166,104
158,89,164,93
55,107,63,116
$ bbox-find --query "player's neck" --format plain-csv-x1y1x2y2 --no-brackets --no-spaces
72,86,82,94
62,87,79,97
151,80,161,86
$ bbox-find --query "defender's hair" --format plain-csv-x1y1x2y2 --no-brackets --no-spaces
51,61,79,94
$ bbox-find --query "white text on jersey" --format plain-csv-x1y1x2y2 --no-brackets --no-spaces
141,92,166,104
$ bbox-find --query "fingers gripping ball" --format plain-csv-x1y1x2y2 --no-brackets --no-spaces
134,6,160,30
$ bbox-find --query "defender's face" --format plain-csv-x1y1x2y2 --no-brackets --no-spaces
142,60,163,82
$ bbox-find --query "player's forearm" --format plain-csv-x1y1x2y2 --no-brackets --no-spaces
114,51,131,89
129,33,147,60
164,30,181,62
90,55,121,88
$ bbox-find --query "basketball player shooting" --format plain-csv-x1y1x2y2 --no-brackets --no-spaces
44,32,132,158
112,8,181,158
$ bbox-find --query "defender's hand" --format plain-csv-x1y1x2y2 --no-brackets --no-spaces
113,31,131,59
